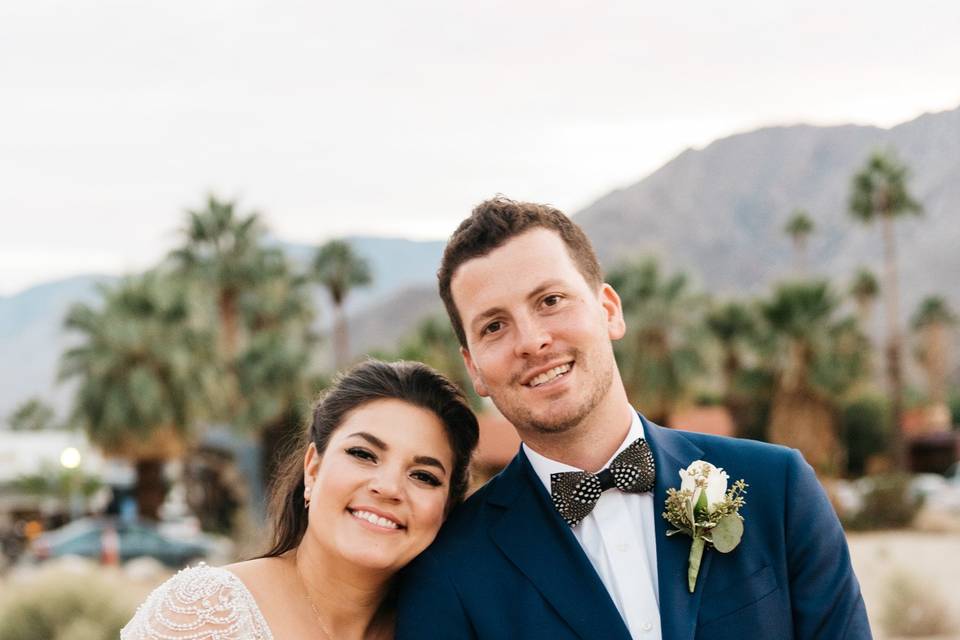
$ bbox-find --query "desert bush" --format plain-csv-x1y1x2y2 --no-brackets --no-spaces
840,394,889,476
0,565,137,640
881,569,955,637
843,473,922,530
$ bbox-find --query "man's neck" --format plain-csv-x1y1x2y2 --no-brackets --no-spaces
522,391,636,473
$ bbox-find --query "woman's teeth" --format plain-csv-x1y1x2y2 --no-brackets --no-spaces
350,509,400,529
528,364,571,387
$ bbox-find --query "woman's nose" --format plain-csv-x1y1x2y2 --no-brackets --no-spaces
368,466,403,501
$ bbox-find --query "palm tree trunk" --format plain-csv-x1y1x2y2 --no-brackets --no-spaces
881,215,907,471
855,299,878,383
135,458,166,521
793,238,807,276
925,323,948,405
334,304,349,371
219,291,239,361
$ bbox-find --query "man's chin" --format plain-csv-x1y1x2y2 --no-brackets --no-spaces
507,406,584,437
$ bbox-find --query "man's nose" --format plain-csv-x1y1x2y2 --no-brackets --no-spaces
513,314,552,357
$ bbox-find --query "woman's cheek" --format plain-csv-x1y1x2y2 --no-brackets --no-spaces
416,492,448,539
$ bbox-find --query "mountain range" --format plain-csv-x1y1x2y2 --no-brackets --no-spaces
3,104,958,421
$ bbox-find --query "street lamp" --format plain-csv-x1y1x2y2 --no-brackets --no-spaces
60,447,81,469
60,446,83,519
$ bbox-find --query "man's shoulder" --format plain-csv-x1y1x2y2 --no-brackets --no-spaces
651,423,803,473
424,456,528,553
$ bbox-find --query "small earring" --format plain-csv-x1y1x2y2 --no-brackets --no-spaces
304,486,312,508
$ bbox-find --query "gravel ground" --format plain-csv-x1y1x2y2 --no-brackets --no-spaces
2,529,959,638
848,529,960,639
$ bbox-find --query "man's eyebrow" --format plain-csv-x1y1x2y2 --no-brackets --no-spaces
470,306,506,333
348,431,388,449
468,280,567,334
414,455,447,474
527,280,563,300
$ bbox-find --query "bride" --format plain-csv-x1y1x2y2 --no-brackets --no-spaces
122,359,479,639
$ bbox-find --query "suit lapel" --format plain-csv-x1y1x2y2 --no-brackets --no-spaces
643,417,712,640
487,451,632,640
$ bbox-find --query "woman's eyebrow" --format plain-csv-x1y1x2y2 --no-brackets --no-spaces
414,456,447,474
348,431,388,449
348,433,447,474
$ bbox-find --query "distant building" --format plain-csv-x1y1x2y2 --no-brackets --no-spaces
0,431,117,530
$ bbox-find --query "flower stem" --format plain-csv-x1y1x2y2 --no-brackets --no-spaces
688,537,705,593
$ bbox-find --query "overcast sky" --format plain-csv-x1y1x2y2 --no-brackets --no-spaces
2,0,958,296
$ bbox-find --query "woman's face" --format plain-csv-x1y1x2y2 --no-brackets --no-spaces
303,398,455,574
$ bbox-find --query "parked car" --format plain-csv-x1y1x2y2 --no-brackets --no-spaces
28,517,211,567
946,462,960,485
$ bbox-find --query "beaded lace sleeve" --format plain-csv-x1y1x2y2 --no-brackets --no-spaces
121,564,273,640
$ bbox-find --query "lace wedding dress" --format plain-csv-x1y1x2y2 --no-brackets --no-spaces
121,564,273,640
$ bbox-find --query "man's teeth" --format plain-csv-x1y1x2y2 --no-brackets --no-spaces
528,364,571,387
351,510,400,529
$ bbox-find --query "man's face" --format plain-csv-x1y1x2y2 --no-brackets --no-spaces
451,228,626,438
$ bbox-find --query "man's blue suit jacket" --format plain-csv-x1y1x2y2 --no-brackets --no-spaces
396,415,872,639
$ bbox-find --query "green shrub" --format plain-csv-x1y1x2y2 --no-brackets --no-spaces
843,473,922,530
881,569,955,637
840,394,889,476
0,566,137,640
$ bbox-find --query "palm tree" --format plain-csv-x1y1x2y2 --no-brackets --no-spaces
761,281,868,474
394,315,482,410
911,296,957,407
848,149,923,470
6,397,59,431
235,251,318,482
170,195,268,364
311,239,372,370
784,209,814,274
849,268,880,333
705,301,758,436
607,259,706,424
59,271,215,519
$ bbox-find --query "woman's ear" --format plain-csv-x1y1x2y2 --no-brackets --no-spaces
303,442,321,500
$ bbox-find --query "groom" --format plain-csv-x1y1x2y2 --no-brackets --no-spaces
396,197,871,639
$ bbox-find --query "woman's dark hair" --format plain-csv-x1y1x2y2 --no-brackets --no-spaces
261,359,479,558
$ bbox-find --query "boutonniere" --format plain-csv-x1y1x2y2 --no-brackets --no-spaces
662,460,747,593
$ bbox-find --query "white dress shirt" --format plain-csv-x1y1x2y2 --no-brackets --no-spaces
524,411,662,640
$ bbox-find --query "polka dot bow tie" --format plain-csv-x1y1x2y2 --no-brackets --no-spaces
549,438,656,527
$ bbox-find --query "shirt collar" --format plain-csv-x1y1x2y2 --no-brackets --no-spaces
523,409,645,493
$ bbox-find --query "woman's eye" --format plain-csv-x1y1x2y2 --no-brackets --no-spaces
543,294,561,307
346,447,376,462
411,470,442,487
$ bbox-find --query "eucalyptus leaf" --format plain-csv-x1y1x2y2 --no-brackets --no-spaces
712,514,744,553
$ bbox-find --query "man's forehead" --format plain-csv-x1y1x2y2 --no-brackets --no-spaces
450,231,586,317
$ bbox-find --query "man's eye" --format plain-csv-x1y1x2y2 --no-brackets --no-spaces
411,470,442,487
346,447,376,462
482,321,502,335
543,294,561,307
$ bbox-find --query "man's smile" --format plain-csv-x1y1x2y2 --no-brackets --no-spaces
526,363,573,388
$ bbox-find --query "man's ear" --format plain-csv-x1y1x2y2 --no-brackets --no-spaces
461,346,490,397
600,283,626,341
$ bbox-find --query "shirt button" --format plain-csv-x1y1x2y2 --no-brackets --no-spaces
615,542,629,553
641,622,653,632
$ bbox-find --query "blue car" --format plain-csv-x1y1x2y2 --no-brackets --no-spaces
29,517,210,568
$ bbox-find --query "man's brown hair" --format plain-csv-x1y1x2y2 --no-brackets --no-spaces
438,196,603,348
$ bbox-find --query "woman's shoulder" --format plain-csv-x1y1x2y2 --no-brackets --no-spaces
120,563,273,640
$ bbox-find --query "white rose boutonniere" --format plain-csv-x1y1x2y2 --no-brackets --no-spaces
662,460,747,592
